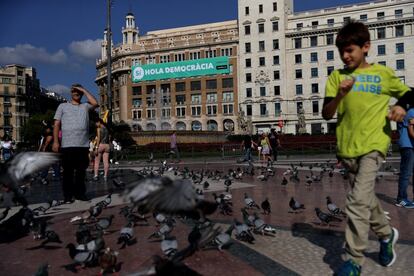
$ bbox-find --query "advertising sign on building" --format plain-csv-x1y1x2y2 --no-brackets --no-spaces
132,57,230,82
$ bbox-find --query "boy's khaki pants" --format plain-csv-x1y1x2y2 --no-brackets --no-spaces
341,151,392,265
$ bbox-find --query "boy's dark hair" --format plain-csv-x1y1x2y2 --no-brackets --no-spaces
335,20,370,50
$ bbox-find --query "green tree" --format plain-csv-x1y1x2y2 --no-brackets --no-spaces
21,110,55,149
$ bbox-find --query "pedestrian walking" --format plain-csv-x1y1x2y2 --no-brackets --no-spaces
93,118,110,182
322,20,411,275
396,104,414,208
269,128,280,162
240,134,257,162
169,131,180,162
53,84,98,203
1,134,14,162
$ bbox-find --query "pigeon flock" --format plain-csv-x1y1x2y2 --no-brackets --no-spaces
0,153,396,275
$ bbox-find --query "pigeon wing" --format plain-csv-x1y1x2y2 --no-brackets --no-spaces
8,152,59,182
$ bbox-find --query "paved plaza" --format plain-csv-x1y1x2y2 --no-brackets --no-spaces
0,154,413,275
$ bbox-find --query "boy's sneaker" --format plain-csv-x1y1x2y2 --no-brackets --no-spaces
93,175,98,181
335,259,361,276
379,227,399,267
395,199,414,208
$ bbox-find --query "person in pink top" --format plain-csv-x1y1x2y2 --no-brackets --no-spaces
169,131,180,162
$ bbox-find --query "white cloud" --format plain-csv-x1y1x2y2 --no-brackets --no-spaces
0,44,67,65
68,39,102,61
46,84,71,99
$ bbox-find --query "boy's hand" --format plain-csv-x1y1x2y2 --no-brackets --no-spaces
409,118,414,125
337,77,355,99
388,105,406,122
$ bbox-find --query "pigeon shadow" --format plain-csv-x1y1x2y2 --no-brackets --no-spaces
291,222,344,272
26,244,62,250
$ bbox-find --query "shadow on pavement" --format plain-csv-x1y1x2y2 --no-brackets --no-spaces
291,222,344,272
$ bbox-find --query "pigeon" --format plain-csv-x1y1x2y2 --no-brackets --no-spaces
261,198,271,214
233,219,254,244
252,213,277,235
66,243,98,267
95,194,112,209
77,230,105,252
75,223,93,245
117,222,135,249
147,152,154,163
289,197,305,212
315,207,342,225
326,196,346,217
244,193,260,209
161,235,178,258
202,181,209,190
95,215,114,232
281,177,288,186
125,177,217,218
211,225,233,251
148,222,174,240
99,247,118,274
0,152,59,206
0,206,11,222
40,229,62,246
112,178,125,189
34,263,50,276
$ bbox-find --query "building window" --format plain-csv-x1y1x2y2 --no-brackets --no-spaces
258,23,265,33
207,105,217,116
343,16,351,23
207,93,217,103
396,59,405,70
312,101,319,115
189,51,201,60
245,58,251,67
272,21,279,31
259,57,266,66
311,21,318,29
190,81,201,91
296,102,303,114
274,86,280,96
162,108,171,118
296,84,303,95
296,23,303,30
360,14,367,21
326,50,334,61
160,54,171,63
377,27,386,39
221,48,233,57
327,66,334,76
246,73,252,82
273,39,279,50
378,61,386,66
378,45,386,55
245,42,251,53
223,104,234,115
273,55,279,65
327,18,334,26
294,38,302,49
377,11,385,20
311,83,319,93
260,104,267,116
275,102,281,116
147,109,156,119
295,69,302,79
132,86,142,96
175,82,186,92
245,6,249,15
246,105,252,116
274,70,280,80
175,95,186,104
244,25,251,35
259,4,263,13
310,36,318,47
205,49,217,58
310,52,318,62
396,43,404,54
395,9,403,18
191,106,201,116
206,79,217,89
311,68,318,78
191,94,201,104
295,54,302,64
273,2,277,11
259,41,265,51
174,53,185,61
246,88,252,98
260,87,266,97
395,25,404,37
222,78,233,88
326,34,334,45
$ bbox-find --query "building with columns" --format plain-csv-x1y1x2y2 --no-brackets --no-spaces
238,0,414,134
97,0,414,135
96,14,239,133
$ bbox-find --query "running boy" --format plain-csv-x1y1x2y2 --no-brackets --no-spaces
322,20,411,275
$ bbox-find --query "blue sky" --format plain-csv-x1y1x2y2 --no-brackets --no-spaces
0,0,367,99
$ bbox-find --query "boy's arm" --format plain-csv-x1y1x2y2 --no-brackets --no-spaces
408,118,414,139
52,120,61,153
75,86,99,109
322,78,355,120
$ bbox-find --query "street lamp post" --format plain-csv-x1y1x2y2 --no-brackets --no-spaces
106,0,113,128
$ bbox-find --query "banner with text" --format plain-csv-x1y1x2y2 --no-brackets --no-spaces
132,56,230,82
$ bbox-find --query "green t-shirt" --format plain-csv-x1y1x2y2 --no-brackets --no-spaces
325,63,410,158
